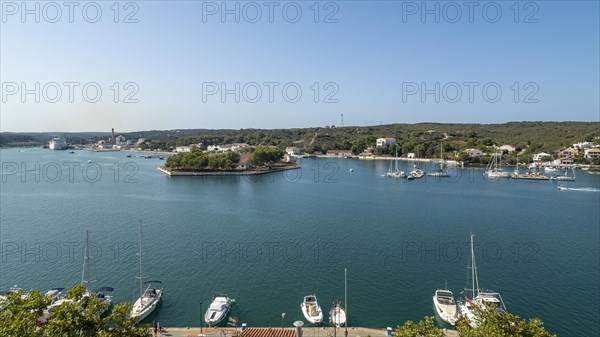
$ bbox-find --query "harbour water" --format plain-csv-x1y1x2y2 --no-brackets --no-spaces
1,148,599,336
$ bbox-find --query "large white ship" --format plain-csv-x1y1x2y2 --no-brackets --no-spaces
49,138,68,150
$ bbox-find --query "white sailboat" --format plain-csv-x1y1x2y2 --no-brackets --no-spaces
130,222,163,322
385,148,406,178
301,294,323,324
457,234,507,328
428,144,450,177
329,269,348,327
433,282,458,325
483,147,510,178
81,231,113,313
329,301,346,327
550,167,576,181
204,294,234,326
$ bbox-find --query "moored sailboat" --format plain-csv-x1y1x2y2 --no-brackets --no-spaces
130,222,163,322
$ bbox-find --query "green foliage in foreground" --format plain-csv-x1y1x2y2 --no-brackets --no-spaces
166,147,240,170
394,310,556,337
0,285,151,337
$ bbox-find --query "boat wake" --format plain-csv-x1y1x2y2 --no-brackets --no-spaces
559,187,600,192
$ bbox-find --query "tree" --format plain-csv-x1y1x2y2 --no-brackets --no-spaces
0,289,48,337
0,285,151,337
394,316,444,337
456,308,556,337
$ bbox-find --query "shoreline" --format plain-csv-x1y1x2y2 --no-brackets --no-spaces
157,164,301,176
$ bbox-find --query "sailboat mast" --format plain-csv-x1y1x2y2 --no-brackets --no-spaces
470,234,475,299
138,221,143,296
471,234,480,298
344,268,348,335
82,230,90,287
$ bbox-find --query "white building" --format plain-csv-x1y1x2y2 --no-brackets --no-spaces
115,135,127,145
573,142,593,149
376,138,397,148
175,146,192,153
532,152,551,162
465,149,483,157
285,147,303,156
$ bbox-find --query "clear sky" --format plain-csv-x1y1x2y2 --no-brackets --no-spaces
1,0,599,132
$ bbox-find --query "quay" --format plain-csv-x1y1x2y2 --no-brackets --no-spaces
158,327,458,337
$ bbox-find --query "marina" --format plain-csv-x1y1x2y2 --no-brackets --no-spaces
0,148,599,336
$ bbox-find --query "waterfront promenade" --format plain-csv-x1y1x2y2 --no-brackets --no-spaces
158,327,458,337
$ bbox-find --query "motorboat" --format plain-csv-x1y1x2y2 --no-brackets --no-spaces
204,294,235,326
301,294,323,324
433,288,458,325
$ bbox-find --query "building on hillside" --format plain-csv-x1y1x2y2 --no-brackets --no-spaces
584,148,600,159
498,144,517,153
557,148,579,165
376,138,397,148
465,149,483,157
572,142,593,149
285,147,303,156
532,152,552,162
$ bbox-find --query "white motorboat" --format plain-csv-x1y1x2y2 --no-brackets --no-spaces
408,168,424,179
130,222,163,322
433,288,458,325
205,294,235,326
557,184,569,191
301,294,323,324
329,301,346,327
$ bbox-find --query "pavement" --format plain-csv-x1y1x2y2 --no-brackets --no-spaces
156,327,458,337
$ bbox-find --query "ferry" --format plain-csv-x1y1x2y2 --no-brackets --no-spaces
49,138,68,150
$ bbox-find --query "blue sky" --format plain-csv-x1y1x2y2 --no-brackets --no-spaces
1,0,599,132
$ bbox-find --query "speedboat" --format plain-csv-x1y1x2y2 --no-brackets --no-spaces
131,281,163,322
204,294,235,326
301,294,323,324
408,168,424,179
433,289,458,325
557,184,569,191
329,301,346,327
